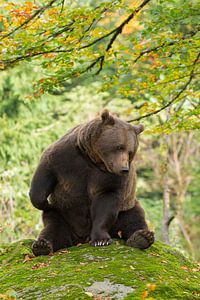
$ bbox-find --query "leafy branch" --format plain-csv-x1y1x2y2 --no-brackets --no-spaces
128,52,200,123
0,0,61,41
134,70,200,93
1,48,72,67
0,0,151,70
133,28,199,64
83,0,151,74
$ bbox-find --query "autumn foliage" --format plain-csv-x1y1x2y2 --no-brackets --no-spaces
0,0,199,130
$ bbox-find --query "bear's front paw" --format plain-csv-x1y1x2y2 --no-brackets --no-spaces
90,231,112,247
32,238,53,256
126,229,154,249
90,238,113,247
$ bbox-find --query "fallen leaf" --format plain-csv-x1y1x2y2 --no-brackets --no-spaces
93,296,103,300
161,260,167,264
181,266,188,270
192,268,200,272
32,262,49,270
75,268,81,272
49,272,57,276
147,283,156,291
84,292,93,297
141,290,148,299
130,265,135,270
149,253,160,257
57,249,69,254
23,254,33,263
139,276,145,280
192,291,200,297
98,266,105,269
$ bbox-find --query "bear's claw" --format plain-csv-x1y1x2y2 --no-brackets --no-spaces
90,239,113,247
126,229,154,249
32,238,53,256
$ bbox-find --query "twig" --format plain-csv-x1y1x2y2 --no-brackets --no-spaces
95,56,105,75
84,55,104,73
60,0,65,13
78,7,109,44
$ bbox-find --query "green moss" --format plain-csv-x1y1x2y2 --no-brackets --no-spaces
0,240,199,299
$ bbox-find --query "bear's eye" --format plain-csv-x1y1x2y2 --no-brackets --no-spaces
116,145,124,151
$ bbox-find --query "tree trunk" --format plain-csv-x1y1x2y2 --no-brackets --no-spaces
161,171,170,244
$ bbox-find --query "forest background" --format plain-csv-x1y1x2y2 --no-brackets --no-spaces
0,0,199,260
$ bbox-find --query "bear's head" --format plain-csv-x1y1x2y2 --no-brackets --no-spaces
77,110,144,175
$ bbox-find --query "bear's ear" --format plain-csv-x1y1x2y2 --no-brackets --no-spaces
101,109,115,125
133,124,144,135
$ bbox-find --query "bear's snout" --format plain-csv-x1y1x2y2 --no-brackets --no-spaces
121,166,129,174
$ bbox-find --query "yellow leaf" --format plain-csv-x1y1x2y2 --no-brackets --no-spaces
141,290,148,299
75,268,81,272
147,283,157,291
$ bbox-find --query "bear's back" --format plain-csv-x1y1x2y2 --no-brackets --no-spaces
46,125,92,206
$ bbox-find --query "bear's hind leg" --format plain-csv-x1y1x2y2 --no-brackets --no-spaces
32,210,73,256
109,200,154,249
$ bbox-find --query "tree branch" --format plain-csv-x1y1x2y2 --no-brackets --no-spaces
0,0,60,41
78,6,110,44
80,0,151,51
167,215,175,227
133,71,200,93
127,51,200,123
81,0,151,75
0,0,151,70
133,28,199,64
1,48,72,67
84,55,104,73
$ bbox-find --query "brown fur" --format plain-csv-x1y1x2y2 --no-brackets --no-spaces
29,110,154,255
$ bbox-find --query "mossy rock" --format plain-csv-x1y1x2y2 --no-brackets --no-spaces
0,240,199,299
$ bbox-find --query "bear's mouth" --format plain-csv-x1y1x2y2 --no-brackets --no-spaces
120,167,129,175
94,152,128,176
104,161,128,176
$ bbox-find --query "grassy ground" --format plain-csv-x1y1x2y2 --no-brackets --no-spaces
0,239,199,300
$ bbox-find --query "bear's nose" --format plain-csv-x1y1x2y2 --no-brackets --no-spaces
121,167,129,174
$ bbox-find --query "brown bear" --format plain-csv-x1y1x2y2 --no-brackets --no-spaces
29,110,154,256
